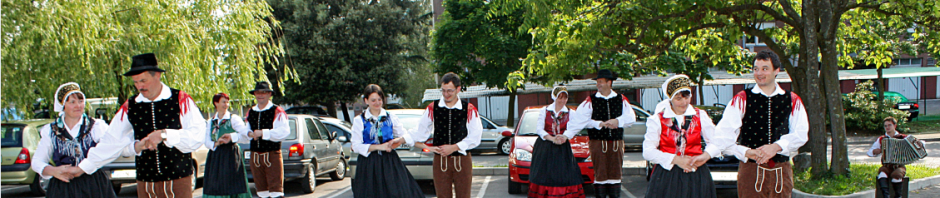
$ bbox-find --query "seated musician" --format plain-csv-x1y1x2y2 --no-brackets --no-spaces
866,116,926,198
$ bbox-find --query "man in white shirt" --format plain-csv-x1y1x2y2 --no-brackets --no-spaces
715,50,809,198
565,69,637,198
411,72,483,198
245,81,290,198
68,53,207,198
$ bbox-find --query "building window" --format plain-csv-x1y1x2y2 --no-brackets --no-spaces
928,58,936,66
893,58,924,67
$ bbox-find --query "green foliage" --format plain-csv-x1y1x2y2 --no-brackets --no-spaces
1,0,290,115
269,0,434,108
431,0,531,89
842,81,910,133
795,163,940,195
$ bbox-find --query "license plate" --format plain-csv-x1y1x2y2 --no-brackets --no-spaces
899,105,910,109
711,172,738,181
398,144,411,149
111,170,136,178
245,151,251,159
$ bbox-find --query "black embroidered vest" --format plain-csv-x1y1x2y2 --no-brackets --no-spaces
50,117,97,167
738,90,792,163
587,93,625,140
127,89,193,182
432,100,469,156
248,105,282,152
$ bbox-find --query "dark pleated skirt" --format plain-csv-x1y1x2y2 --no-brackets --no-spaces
203,143,251,196
46,169,117,198
352,150,423,198
645,164,717,198
529,138,585,198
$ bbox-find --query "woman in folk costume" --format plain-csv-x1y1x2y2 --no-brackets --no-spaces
528,85,586,198
202,93,253,198
30,82,117,198
350,84,423,198
642,75,726,198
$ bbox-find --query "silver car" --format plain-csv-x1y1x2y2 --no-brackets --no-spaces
623,105,652,148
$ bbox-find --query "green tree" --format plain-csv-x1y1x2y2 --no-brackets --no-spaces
431,0,531,126
269,0,433,121
2,0,291,116
493,0,940,178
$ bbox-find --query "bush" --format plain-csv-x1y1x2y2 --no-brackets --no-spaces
842,81,909,133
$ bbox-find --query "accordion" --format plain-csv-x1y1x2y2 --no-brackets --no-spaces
881,135,928,165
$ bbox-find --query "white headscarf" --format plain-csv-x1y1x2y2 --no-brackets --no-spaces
654,75,694,114
53,82,85,113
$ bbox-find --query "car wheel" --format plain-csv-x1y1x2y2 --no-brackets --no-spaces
29,174,47,196
300,164,316,194
508,175,524,194
330,159,347,181
645,161,653,181
112,183,123,194
498,138,512,155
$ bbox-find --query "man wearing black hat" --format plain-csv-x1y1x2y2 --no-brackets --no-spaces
70,53,207,198
245,81,289,198
565,69,636,198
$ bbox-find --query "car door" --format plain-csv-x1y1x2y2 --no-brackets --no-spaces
623,106,650,147
478,116,500,150
304,118,330,173
313,119,341,168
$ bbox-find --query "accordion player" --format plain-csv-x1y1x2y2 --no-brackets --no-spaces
867,117,928,198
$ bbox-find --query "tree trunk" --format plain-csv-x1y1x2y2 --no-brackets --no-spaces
877,67,885,109
798,0,830,178
698,78,705,106
340,102,351,122
818,0,850,176
506,91,517,127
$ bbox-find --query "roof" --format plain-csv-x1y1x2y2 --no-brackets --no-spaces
421,67,940,101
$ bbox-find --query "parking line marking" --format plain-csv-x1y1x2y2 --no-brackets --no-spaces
325,186,352,198
0,185,29,192
476,176,492,198
622,185,636,198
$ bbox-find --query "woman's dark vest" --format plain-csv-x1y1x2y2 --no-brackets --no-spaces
126,89,194,182
737,90,792,163
50,116,97,167
431,100,471,156
247,105,282,152
587,93,626,140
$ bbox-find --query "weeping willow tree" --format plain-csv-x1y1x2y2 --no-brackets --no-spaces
2,0,295,117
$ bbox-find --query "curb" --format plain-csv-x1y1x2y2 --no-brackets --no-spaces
793,175,940,198
470,167,647,176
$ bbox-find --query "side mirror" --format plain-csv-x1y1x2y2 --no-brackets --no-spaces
336,135,348,142
501,131,513,137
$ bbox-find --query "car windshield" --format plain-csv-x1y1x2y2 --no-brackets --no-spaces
395,113,422,132
517,110,589,136
1,124,25,147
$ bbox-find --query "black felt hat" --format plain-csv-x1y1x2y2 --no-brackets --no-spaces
123,53,165,76
592,69,618,80
249,81,274,95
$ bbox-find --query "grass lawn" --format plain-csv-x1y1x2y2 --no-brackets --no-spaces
795,163,940,195
904,115,940,133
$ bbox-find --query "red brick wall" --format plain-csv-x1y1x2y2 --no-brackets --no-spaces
924,76,938,99
840,80,857,93
734,84,745,94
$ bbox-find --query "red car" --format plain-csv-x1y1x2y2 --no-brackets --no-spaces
507,106,594,194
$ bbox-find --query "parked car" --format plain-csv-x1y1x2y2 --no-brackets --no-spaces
623,105,651,148
1,119,54,196
286,105,331,117
104,140,210,194
843,91,920,120
479,116,515,155
508,107,594,194
239,114,346,194
344,109,436,181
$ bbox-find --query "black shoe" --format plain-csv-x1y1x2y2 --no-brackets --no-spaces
608,183,621,198
594,184,607,198
878,178,892,198
891,181,904,198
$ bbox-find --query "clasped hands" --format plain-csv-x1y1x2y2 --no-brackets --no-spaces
745,143,783,165
414,141,460,156
43,165,85,183
134,129,167,153
370,138,405,153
